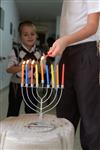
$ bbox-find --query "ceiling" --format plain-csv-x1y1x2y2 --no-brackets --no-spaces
15,0,63,22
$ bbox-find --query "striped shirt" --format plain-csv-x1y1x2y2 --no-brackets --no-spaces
7,43,42,83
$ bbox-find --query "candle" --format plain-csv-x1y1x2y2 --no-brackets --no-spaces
35,63,38,87
46,64,50,87
25,60,29,87
51,64,55,88
40,56,45,84
31,60,35,87
41,55,45,61
61,64,65,88
56,64,59,88
21,61,25,86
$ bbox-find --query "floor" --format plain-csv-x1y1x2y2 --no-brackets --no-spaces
0,86,82,150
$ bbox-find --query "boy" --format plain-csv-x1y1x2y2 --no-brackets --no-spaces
7,21,42,117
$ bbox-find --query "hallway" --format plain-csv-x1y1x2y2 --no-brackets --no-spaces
0,0,100,150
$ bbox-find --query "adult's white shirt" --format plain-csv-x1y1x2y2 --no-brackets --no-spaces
60,0,100,45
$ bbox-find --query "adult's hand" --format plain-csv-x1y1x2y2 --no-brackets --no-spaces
48,36,67,57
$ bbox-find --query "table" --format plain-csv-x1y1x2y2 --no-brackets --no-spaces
0,114,74,150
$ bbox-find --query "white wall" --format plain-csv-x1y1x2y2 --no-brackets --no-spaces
56,16,60,39
0,0,20,119
0,0,19,90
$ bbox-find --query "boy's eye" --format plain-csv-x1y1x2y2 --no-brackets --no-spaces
23,33,29,36
23,33,35,36
31,33,35,36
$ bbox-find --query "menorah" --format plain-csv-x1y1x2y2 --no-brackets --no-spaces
21,56,65,130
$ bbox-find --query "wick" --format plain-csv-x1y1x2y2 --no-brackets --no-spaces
45,52,52,58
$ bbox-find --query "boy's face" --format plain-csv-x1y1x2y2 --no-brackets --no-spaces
20,25,37,49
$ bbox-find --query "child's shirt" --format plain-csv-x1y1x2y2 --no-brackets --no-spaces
7,43,42,84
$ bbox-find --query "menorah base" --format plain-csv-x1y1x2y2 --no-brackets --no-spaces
24,121,56,132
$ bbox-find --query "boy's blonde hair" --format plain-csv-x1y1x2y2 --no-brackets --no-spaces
18,20,37,36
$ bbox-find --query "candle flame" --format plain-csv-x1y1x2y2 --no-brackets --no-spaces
26,60,29,64
31,60,35,65
22,61,26,65
41,56,45,61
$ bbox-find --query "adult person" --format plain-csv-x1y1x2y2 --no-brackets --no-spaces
48,1,100,150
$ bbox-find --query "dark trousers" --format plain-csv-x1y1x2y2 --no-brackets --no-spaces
7,82,38,117
57,41,100,150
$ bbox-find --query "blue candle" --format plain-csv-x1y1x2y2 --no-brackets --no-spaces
25,60,29,86
46,64,49,87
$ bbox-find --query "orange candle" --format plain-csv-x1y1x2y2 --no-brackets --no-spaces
56,64,59,87
31,60,35,86
61,64,65,88
21,61,25,86
35,64,38,87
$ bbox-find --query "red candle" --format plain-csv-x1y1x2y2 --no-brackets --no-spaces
61,64,65,88
31,60,35,86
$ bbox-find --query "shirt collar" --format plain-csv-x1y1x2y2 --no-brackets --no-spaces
21,43,36,53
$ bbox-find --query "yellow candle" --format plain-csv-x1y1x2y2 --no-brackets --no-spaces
40,57,44,84
35,64,38,87
51,64,55,87
56,64,59,87
21,61,25,86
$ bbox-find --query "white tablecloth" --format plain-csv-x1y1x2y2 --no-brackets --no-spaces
0,114,74,150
